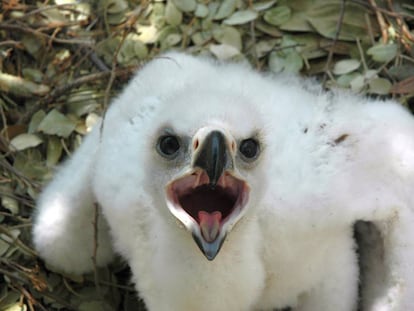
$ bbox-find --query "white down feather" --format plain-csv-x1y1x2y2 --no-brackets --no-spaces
33,52,414,311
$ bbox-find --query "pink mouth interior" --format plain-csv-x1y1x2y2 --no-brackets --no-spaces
178,183,237,222
167,171,248,241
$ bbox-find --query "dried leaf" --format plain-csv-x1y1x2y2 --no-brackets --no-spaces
136,25,159,44
0,72,50,97
86,113,101,132
3,303,27,311
390,77,414,94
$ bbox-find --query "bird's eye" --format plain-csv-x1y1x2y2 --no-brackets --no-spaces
239,138,259,160
157,135,180,158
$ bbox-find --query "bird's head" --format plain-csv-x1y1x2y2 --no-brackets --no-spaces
96,53,270,261
163,127,255,260
145,89,267,261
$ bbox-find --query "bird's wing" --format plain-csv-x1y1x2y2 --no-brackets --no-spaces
32,124,115,274
339,100,414,310
259,82,414,309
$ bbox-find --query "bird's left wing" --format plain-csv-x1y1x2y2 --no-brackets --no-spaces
259,82,414,310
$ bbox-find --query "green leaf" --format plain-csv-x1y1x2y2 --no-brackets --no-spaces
336,72,360,87
269,50,303,73
10,134,43,151
306,1,378,41
263,6,291,26
367,43,398,63
1,198,18,215
117,35,149,65
268,36,303,73
255,40,277,58
209,44,240,60
253,0,277,11
214,0,237,19
28,110,46,133
78,301,114,311
46,136,63,167
333,59,361,75
22,68,43,83
369,78,392,94
0,290,20,310
195,4,209,18
37,109,77,138
0,186,19,219
165,0,183,26
223,10,258,25
171,0,197,12
0,229,20,244
104,0,128,14
212,25,242,50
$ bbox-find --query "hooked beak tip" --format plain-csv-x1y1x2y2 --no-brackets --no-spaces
192,231,225,261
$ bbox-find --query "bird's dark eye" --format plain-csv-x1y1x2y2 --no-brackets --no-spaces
239,138,259,160
157,135,180,158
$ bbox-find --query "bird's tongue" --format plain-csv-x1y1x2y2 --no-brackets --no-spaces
198,211,222,243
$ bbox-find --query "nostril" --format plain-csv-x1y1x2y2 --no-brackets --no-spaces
194,139,199,150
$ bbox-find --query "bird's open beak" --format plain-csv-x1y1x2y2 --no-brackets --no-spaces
166,130,250,260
